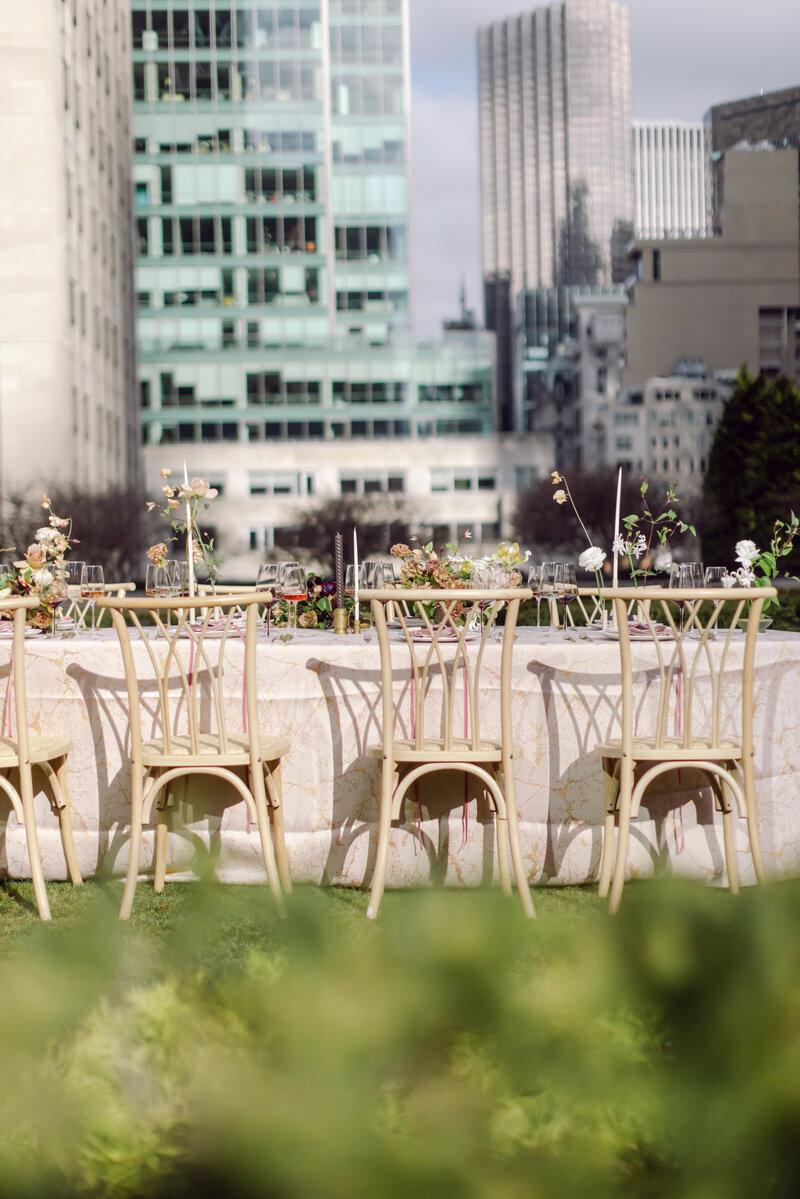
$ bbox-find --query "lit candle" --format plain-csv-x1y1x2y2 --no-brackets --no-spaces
612,467,622,590
353,526,360,625
183,458,195,599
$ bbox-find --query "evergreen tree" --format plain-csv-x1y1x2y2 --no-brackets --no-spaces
701,370,800,570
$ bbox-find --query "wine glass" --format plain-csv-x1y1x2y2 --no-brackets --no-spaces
704,566,725,588
80,565,104,636
256,563,281,639
280,563,306,638
43,573,68,638
554,563,578,641
169,560,187,596
670,562,702,631
539,562,558,637
527,564,543,630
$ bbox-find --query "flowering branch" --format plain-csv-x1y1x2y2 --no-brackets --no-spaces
551,472,606,592
619,481,694,587
147,469,223,585
722,513,800,609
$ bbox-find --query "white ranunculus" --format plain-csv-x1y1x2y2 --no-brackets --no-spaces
578,546,606,572
32,568,54,589
735,539,759,567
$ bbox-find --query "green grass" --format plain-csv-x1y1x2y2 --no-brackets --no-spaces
1,876,800,1198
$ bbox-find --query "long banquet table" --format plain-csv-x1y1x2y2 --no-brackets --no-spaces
3,626,800,889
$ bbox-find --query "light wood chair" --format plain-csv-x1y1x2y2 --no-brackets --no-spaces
596,586,776,912
96,592,291,918
365,587,535,919
0,597,82,918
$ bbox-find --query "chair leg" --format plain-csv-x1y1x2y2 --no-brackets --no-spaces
598,759,620,899
249,765,284,909
367,760,397,919
264,760,292,893
502,767,535,919
739,758,767,883
18,773,50,920
54,758,83,886
608,761,635,915
492,769,512,899
709,774,740,894
120,771,145,921
153,810,169,894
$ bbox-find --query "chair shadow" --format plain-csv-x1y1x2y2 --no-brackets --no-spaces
306,657,499,890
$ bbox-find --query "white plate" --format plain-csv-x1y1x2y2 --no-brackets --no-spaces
0,626,43,639
407,628,481,644
601,626,673,642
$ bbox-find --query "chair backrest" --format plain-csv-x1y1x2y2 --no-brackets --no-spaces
197,583,258,595
0,597,40,751
95,593,265,765
367,587,531,755
606,586,777,755
568,587,642,628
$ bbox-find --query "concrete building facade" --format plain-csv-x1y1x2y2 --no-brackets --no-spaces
633,120,707,239
0,0,138,495
622,146,800,391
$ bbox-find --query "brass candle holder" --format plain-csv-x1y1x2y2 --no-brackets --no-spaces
332,606,348,634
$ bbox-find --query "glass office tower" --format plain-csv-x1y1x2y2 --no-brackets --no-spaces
131,0,529,569
478,0,633,434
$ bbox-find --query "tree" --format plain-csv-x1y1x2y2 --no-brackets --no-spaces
278,495,415,572
701,370,800,571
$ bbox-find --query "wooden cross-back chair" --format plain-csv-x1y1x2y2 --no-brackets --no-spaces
0,597,82,918
596,586,776,912
365,587,535,919
96,592,290,918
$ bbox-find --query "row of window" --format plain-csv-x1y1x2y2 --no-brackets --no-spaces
652,387,718,401
143,374,488,409
148,417,491,444
136,218,406,264
133,59,320,105
248,517,500,555
132,7,321,54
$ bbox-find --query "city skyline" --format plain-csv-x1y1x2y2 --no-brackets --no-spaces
410,0,800,336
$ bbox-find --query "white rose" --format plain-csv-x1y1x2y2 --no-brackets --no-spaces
735,539,759,567
32,568,54,589
578,546,606,572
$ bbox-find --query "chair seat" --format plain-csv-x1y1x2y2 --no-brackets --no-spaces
367,738,521,764
596,736,742,762
143,732,291,768
0,734,71,766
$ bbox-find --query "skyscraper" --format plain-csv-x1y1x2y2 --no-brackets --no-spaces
0,0,138,494
477,0,632,434
633,121,707,239
132,0,547,571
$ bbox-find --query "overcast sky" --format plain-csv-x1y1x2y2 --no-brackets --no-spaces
408,0,800,336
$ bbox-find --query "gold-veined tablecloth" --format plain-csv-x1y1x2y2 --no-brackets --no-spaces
1,627,798,888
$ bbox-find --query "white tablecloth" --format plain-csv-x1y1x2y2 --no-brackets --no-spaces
3,627,800,888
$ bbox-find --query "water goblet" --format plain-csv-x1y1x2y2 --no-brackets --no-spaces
44,574,68,638
256,563,281,639
527,564,543,630
554,563,578,641
703,566,726,588
539,562,558,637
80,565,104,637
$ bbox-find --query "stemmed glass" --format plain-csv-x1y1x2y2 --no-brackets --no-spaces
256,563,281,639
704,566,725,588
280,563,306,638
553,563,578,641
361,562,385,639
527,564,543,631
43,573,68,638
63,560,85,630
539,562,558,637
80,565,104,637
670,562,702,632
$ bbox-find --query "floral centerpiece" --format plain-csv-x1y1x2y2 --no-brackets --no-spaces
147,470,222,588
615,480,695,586
0,496,77,627
390,535,472,588
722,513,799,610
551,472,607,590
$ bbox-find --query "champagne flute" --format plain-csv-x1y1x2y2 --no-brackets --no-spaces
256,563,281,639
280,563,306,638
554,563,578,641
80,565,104,636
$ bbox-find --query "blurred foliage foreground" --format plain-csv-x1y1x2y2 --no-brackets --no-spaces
2,878,800,1198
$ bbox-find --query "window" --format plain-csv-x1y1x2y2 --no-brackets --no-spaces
652,249,661,281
